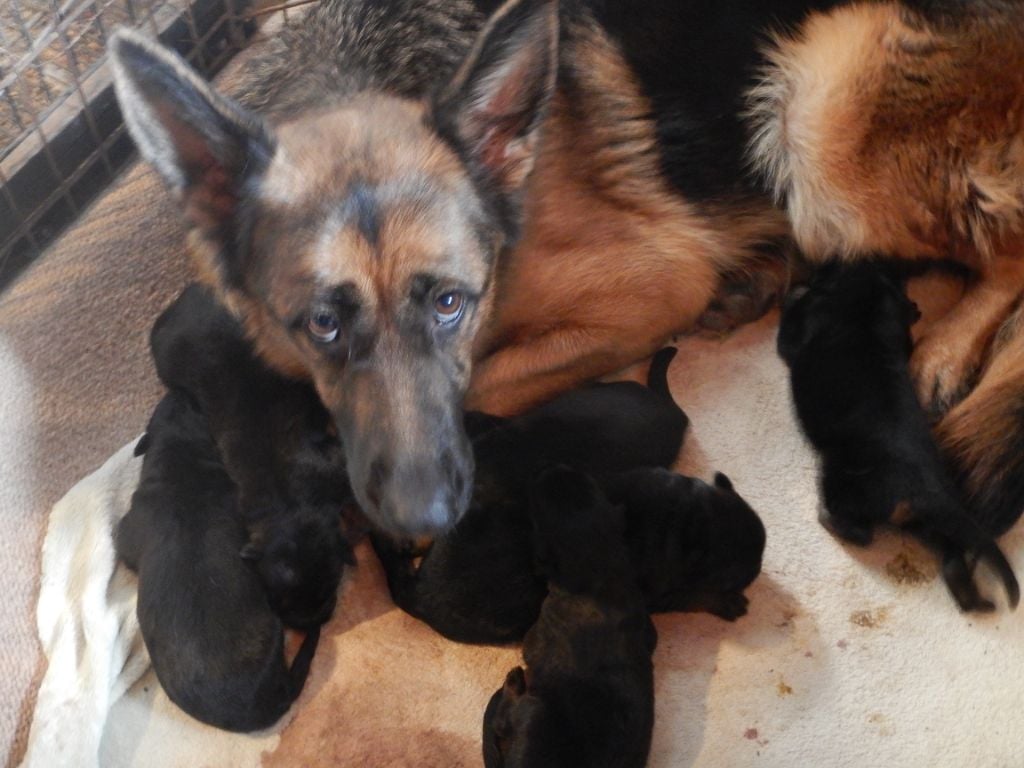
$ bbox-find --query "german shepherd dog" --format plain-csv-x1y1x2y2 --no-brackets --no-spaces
108,0,1024,536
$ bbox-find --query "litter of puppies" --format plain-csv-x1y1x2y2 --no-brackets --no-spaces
122,284,768,756
117,272,1020,756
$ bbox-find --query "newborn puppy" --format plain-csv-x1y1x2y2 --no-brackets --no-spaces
602,468,766,620
117,393,318,732
477,346,687,481
779,262,1019,612
482,467,655,768
151,284,352,628
373,348,688,643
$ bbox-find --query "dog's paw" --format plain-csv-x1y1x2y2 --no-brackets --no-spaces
696,264,789,335
910,331,981,416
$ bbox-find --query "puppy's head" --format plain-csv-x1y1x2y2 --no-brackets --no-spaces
529,466,627,593
242,509,354,629
707,472,767,581
778,262,918,362
482,667,552,768
611,468,765,610
108,0,559,538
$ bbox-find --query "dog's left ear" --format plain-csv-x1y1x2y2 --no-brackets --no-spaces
108,29,274,244
432,0,558,236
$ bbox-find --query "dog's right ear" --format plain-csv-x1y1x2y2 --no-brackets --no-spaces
108,30,274,237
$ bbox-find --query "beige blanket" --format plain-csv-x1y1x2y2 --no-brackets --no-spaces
19,311,1024,768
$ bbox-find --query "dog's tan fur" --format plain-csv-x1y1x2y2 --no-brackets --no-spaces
936,302,1024,505
749,2,1024,264
467,17,787,413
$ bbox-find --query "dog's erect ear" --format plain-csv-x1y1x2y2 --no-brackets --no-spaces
432,0,558,234
108,29,274,235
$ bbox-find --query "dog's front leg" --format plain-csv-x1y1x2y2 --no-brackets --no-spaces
911,256,1024,414
466,325,670,416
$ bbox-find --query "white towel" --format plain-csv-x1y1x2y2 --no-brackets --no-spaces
19,441,149,768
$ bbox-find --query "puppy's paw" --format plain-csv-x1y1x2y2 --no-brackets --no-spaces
708,592,749,621
951,590,997,614
910,331,981,416
819,508,873,546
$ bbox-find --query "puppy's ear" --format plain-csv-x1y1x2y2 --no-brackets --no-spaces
714,472,734,492
108,30,274,266
503,666,528,698
339,535,357,567
781,285,809,313
432,0,558,238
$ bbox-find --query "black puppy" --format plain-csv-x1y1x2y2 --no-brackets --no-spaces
151,284,353,628
117,393,318,732
778,262,1019,612
602,468,765,620
482,467,655,768
373,348,688,643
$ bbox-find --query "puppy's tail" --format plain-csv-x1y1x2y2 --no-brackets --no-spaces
909,502,1020,611
287,625,321,700
646,347,678,400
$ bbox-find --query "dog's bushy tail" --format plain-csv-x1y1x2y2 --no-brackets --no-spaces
287,625,321,700
909,501,1020,611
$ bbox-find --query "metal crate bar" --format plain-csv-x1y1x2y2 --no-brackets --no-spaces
0,0,257,292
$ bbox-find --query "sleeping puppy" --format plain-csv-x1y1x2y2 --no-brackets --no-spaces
475,346,687,480
482,467,655,768
117,392,318,732
151,284,353,629
778,262,1020,612
602,468,766,620
372,348,688,644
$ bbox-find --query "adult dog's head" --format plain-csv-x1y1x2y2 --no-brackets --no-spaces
109,0,558,536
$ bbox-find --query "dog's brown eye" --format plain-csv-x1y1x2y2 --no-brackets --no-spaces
308,308,340,343
434,291,464,324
